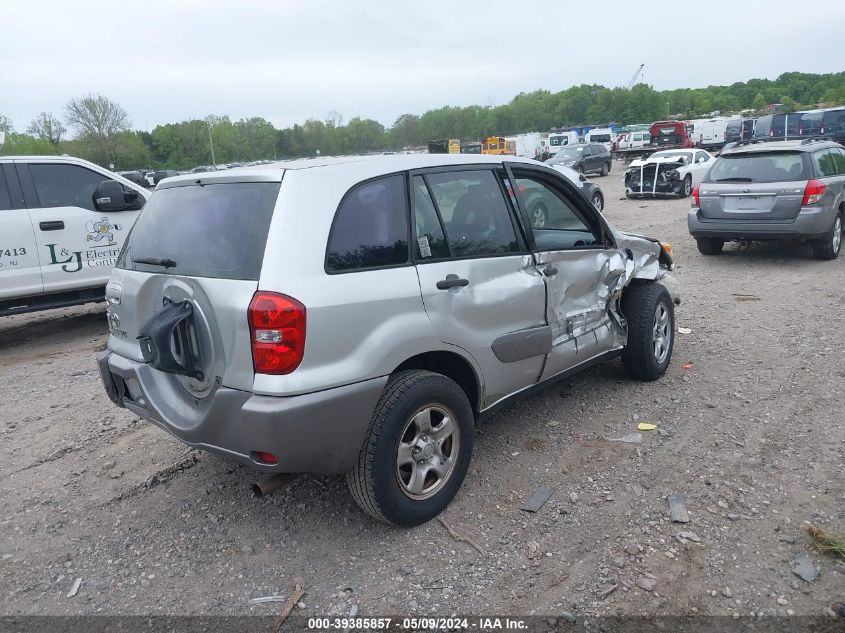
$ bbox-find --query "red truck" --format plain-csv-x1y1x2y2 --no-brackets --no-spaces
615,120,694,161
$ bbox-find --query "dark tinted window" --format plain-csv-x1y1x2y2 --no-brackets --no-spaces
821,109,845,134
753,115,774,139
29,164,110,211
705,152,810,183
426,170,519,257
412,176,449,260
117,182,280,280
326,175,409,272
813,149,838,177
0,170,11,211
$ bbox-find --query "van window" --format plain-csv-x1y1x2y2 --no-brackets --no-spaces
118,182,280,280
822,109,845,134
0,170,11,211
425,170,519,258
29,163,109,211
326,175,409,272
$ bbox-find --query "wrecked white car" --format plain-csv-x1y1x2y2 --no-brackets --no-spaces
624,149,716,198
98,154,680,526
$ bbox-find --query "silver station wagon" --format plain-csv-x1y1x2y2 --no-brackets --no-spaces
98,154,680,526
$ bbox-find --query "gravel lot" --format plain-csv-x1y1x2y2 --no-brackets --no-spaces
1,165,843,620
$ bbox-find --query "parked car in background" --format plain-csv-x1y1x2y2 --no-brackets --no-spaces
144,171,155,187
153,170,179,185
545,143,612,176
726,118,756,143
688,139,845,259
820,108,845,144
617,130,651,150
691,118,731,150
0,155,150,316
97,153,679,526
585,127,615,151
624,149,715,198
118,170,149,188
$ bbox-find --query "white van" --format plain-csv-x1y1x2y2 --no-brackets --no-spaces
691,118,731,149
507,133,545,160
0,155,150,316
585,128,615,151
618,130,651,150
546,130,579,156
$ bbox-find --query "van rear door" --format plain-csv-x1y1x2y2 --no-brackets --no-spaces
107,176,281,395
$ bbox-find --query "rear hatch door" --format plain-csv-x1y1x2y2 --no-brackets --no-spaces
698,151,808,222
107,175,281,395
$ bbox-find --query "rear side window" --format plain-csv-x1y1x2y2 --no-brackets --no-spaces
411,176,449,260
425,170,519,258
813,149,838,177
117,182,279,280
831,148,845,175
29,163,108,211
0,170,11,211
705,152,810,183
326,175,409,272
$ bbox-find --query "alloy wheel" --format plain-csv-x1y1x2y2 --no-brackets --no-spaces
396,405,460,500
653,303,671,365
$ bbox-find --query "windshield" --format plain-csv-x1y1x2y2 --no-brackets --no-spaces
547,146,584,161
117,181,280,280
704,152,810,183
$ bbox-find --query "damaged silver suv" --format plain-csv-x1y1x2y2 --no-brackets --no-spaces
97,154,680,526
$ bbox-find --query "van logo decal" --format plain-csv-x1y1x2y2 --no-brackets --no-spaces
86,217,123,246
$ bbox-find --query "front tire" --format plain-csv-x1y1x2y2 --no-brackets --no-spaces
681,175,692,197
591,191,604,213
811,213,842,260
347,370,474,527
600,162,610,176
696,237,724,255
621,283,674,381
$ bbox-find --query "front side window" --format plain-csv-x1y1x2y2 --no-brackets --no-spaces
695,151,710,163
813,149,838,178
29,164,111,211
513,172,599,251
326,174,409,272
0,170,11,211
425,170,519,258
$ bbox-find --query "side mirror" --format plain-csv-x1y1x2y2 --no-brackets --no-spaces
93,180,143,212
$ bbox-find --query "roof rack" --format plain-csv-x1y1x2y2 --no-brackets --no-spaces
799,135,833,145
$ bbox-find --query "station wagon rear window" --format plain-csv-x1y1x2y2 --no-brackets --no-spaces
704,152,810,183
117,182,279,280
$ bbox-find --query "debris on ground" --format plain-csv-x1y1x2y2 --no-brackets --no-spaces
608,432,642,444
637,423,657,431
668,494,690,523
250,595,285,604
805,524,845,559
791,553,820,582
521,485,553,513
272,577,305,632
66,578,82,598
681,362,694,370
676,531,702,544
732,294,761,302
636,575,657,591
677,327,692,334
437,517,486,555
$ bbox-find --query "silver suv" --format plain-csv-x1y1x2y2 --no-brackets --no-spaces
97,154,680,526
688,140,845,259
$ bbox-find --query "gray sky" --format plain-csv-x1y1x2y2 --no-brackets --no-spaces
2,0,844,132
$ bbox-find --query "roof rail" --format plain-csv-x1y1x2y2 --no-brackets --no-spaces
799,135,833,145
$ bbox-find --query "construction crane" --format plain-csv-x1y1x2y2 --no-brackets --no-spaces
625,64,645,90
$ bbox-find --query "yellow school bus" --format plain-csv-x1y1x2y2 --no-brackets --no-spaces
481,136,516,155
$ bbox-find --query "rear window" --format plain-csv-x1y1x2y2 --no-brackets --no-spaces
590,134,611,143
117,182,280,280
704,152,810,183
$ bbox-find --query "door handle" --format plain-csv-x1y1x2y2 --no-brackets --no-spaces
436,275,469,290
39,221,65,231
542,266,558,277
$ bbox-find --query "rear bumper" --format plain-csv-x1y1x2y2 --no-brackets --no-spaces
687,206,834,241
97,350,387,475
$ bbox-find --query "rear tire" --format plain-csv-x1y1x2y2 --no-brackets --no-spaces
811,213,842,261
696,238,724,255
347,370,474,527
681,175,692,198
591,192,604,213
621,283,674,381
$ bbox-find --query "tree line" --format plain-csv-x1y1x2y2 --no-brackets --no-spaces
1,71,843,171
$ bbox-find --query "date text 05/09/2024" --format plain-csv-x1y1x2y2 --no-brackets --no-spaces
306,617,528,630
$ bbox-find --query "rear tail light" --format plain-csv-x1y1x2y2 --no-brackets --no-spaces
802,179,827,206
691,185,700,208
770,129,774,137
248,292,306,374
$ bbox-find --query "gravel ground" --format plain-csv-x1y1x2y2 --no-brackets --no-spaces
1,165,843,620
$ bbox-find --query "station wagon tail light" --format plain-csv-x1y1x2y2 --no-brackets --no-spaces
248,292,306,374
691,185,700,207
802,179,826,206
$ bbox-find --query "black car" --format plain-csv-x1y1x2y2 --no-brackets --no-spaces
545,143,612,176
117,170,150,188
153,169,179,185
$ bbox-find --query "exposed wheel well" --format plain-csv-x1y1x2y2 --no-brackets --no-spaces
394,351,480,413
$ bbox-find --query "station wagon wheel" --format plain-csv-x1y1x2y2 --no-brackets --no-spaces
812,212,843,260
621,282,674,381
591,192,604,213
347,370,474,526
531,203,548,228
396,405,460,500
